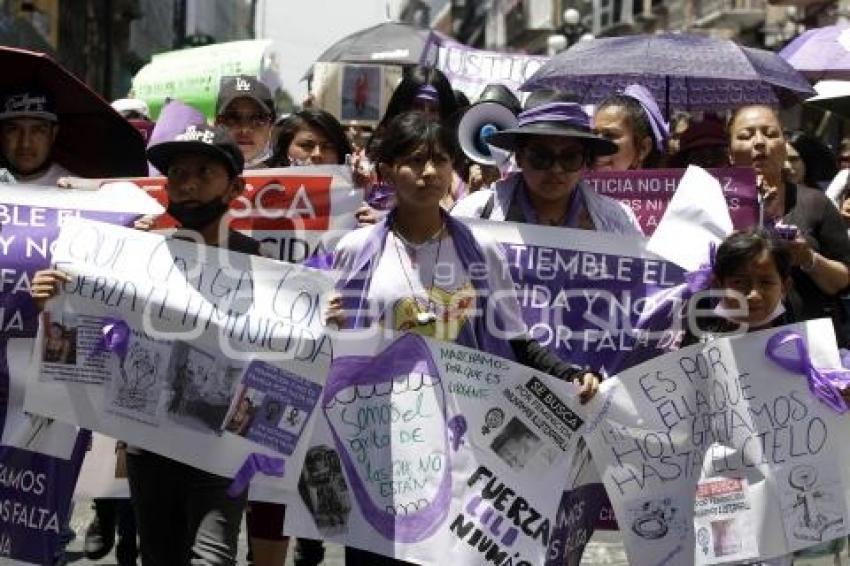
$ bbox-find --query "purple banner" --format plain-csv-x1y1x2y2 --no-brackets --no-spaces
585,167,758,236
1,201,140,563
502,242,686,375
545,482,618,566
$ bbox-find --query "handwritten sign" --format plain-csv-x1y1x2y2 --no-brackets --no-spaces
581,319,850,564
24,218,335,500
282,331,586,564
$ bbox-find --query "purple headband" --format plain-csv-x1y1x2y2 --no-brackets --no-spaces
415,84,439,103
517,101,591,130
621,84,669,153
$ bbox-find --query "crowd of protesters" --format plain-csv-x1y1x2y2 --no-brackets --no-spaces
6,49,850,566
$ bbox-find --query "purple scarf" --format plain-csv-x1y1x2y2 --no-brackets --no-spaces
337,210,516,361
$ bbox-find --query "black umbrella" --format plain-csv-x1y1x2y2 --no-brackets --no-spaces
0,47,147,178
307,22,441,79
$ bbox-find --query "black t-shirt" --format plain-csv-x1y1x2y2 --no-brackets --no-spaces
780,182,850,344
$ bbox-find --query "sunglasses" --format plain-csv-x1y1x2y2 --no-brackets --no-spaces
216,112,272,129
523,146,586,172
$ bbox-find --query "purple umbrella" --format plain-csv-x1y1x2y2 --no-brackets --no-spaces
779,24,850,81
521,33,815,114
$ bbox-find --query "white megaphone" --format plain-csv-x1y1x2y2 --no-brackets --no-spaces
458,101,519,166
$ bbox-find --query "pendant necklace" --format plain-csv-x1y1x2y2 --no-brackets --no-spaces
392,221,445,325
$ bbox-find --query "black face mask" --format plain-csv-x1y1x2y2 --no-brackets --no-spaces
166,198,229,231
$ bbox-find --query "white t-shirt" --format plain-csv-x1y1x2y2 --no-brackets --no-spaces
15,162,73,186
334,225,527,344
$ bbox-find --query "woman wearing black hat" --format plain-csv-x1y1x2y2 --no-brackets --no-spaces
452,92,641,235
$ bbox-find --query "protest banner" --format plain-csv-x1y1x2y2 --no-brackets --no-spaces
312,63,403,127
77,165,362,264
24,217,336,503
283,330,587,564
580,318,850,564
584,168,758,235
131,39,280,120
0,183,162,564
421,34,547,100
464,219,686,375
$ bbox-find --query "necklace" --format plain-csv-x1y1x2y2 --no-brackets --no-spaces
391,221,445,325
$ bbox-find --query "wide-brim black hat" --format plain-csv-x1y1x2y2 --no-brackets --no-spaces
147,124,244,177
486,122,618,156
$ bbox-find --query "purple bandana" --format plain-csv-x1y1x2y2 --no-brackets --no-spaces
517,102,592,130
622,84,669,153
415,84,439,103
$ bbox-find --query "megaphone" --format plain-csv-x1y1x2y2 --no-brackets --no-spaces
458,101,519,165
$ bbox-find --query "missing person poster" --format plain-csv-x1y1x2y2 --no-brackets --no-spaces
1,183,163,564
24,217,336,500
283,331,587,565
312,63,403,127
581,319,850,564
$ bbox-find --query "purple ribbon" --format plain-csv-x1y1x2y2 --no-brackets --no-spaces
517,102,592,130
415,84,439,103
93,318,131,360
765,330,850,414
227,453,285,498
622,84,669,153
303,250,335,271
684,242,717,293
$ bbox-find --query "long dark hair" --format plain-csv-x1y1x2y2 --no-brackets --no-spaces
786,130,838,189
597,93,664,169
270,109,352,167
371,111,457,172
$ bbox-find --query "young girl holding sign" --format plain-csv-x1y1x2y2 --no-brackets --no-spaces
327,110,602,565
682,229,793,346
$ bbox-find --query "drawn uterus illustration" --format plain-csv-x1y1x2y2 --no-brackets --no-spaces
323,334,452,543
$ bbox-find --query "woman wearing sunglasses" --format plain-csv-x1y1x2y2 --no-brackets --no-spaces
452,92,641,234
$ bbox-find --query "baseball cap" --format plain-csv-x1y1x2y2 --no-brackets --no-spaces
216,75,274,117
147,124,244,177
0,89,58,122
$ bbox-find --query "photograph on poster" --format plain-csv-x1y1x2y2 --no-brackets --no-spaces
298,445,352,534
340,65,380,121
165,341,238,433
42,314,78,365
490,417,542,470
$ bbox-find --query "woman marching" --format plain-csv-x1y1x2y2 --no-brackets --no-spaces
728,104,850,346
451,91,641,235
328,110,601,565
